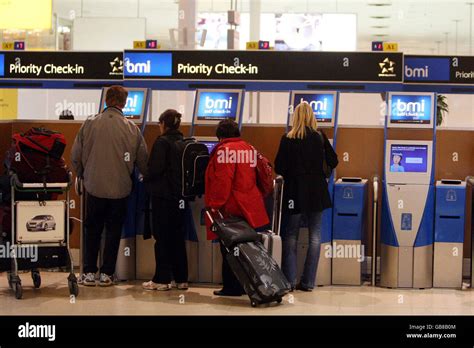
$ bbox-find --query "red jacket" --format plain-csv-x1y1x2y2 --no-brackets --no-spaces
205,137,270,240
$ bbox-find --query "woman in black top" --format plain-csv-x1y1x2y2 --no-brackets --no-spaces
142,109,188,291
275,102,338,291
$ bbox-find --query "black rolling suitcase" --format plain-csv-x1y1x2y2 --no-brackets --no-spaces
206,210,291,307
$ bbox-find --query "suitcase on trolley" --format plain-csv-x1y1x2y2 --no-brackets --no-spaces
206,210,291,307
259,176,284,267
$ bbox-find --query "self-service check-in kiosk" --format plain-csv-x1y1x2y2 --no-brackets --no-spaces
332,178,368,285
433,180,466,288
190,89,245,284
287,91,339,286
380,92,436,289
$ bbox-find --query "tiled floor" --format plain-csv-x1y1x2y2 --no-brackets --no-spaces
1,272,474,315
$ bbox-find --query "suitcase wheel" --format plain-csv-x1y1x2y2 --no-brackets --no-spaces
251,301,258,308
68,279,79,297
31,270,41,289
12,281,23,300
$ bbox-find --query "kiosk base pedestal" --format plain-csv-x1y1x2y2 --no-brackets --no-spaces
380,243,433,289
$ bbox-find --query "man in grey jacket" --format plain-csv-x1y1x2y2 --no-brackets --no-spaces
71,85,148,287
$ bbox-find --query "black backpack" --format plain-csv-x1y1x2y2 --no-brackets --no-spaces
173,138,210,199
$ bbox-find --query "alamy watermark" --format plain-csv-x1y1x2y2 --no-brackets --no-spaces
0,242,38,262
216,147,257,167
324,242,365,262
18,322,55,342
55,100,97,118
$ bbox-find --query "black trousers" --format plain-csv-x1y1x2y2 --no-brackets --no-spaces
83,194,128,276
152,197,188,284
220,242,244,294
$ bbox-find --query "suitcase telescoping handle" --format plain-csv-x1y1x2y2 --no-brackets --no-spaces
205,208,224,225
272,175,284,236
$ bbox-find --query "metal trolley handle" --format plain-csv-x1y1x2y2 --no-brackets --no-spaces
371,175,379,287
75,176,83,196
10,172,73,191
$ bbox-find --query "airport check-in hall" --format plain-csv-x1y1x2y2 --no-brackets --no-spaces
0,2,474,345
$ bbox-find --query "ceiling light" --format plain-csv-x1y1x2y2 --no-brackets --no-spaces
374,34,389,37
371,25,389,28
368,3,392,6
370,16,391,19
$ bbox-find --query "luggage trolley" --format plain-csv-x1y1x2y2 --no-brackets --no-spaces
8,173,79,299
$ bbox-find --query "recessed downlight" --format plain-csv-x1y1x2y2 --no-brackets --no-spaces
370,16,391,19
368,3,392,6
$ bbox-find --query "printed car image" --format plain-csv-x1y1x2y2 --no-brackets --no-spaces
26,215,56,232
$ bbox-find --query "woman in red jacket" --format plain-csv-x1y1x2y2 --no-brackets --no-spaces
205,119,269,296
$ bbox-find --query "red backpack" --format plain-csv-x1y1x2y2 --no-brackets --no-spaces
5,127,69,184
253,147,274,197
12,128,66,159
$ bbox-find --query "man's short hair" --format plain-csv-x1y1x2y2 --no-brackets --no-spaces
216,119,241,139
105,86,128,108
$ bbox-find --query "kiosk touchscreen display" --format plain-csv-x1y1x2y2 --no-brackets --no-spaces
100,88,147,121
292,92,335,124
389,144,428,173
202,141,218,153
389,93,433,126
194,91,241,122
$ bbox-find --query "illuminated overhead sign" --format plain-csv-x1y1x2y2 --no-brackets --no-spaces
405,55,474,84
124,52,172,77
0,52,123,80
124,50,403,82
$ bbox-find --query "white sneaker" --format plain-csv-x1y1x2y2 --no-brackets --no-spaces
142,281,170,291
143,280,160,290
98,273,114,287
177,282,189,290
81,273,96,287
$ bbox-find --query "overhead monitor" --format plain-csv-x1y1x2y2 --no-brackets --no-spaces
192,89,243,125
385,140,433,185
99,87,149,123
289,91,337,128
195,136,219,154
387,92,435,129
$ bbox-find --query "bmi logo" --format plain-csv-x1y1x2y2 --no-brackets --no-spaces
125,57,151,74
379,57,396,77
299,97,328,116
0,54,4,77
123,52,172,77
405,65,428,79
394,98,426,117
205,96,233,110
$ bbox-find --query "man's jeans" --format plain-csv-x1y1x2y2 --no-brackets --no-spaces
83,194,128,276
281,211,323,289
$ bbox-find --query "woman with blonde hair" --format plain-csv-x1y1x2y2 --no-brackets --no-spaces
274,101,338,292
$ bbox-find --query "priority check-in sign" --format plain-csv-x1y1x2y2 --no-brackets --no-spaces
124,50,404,82
0,51,123,80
